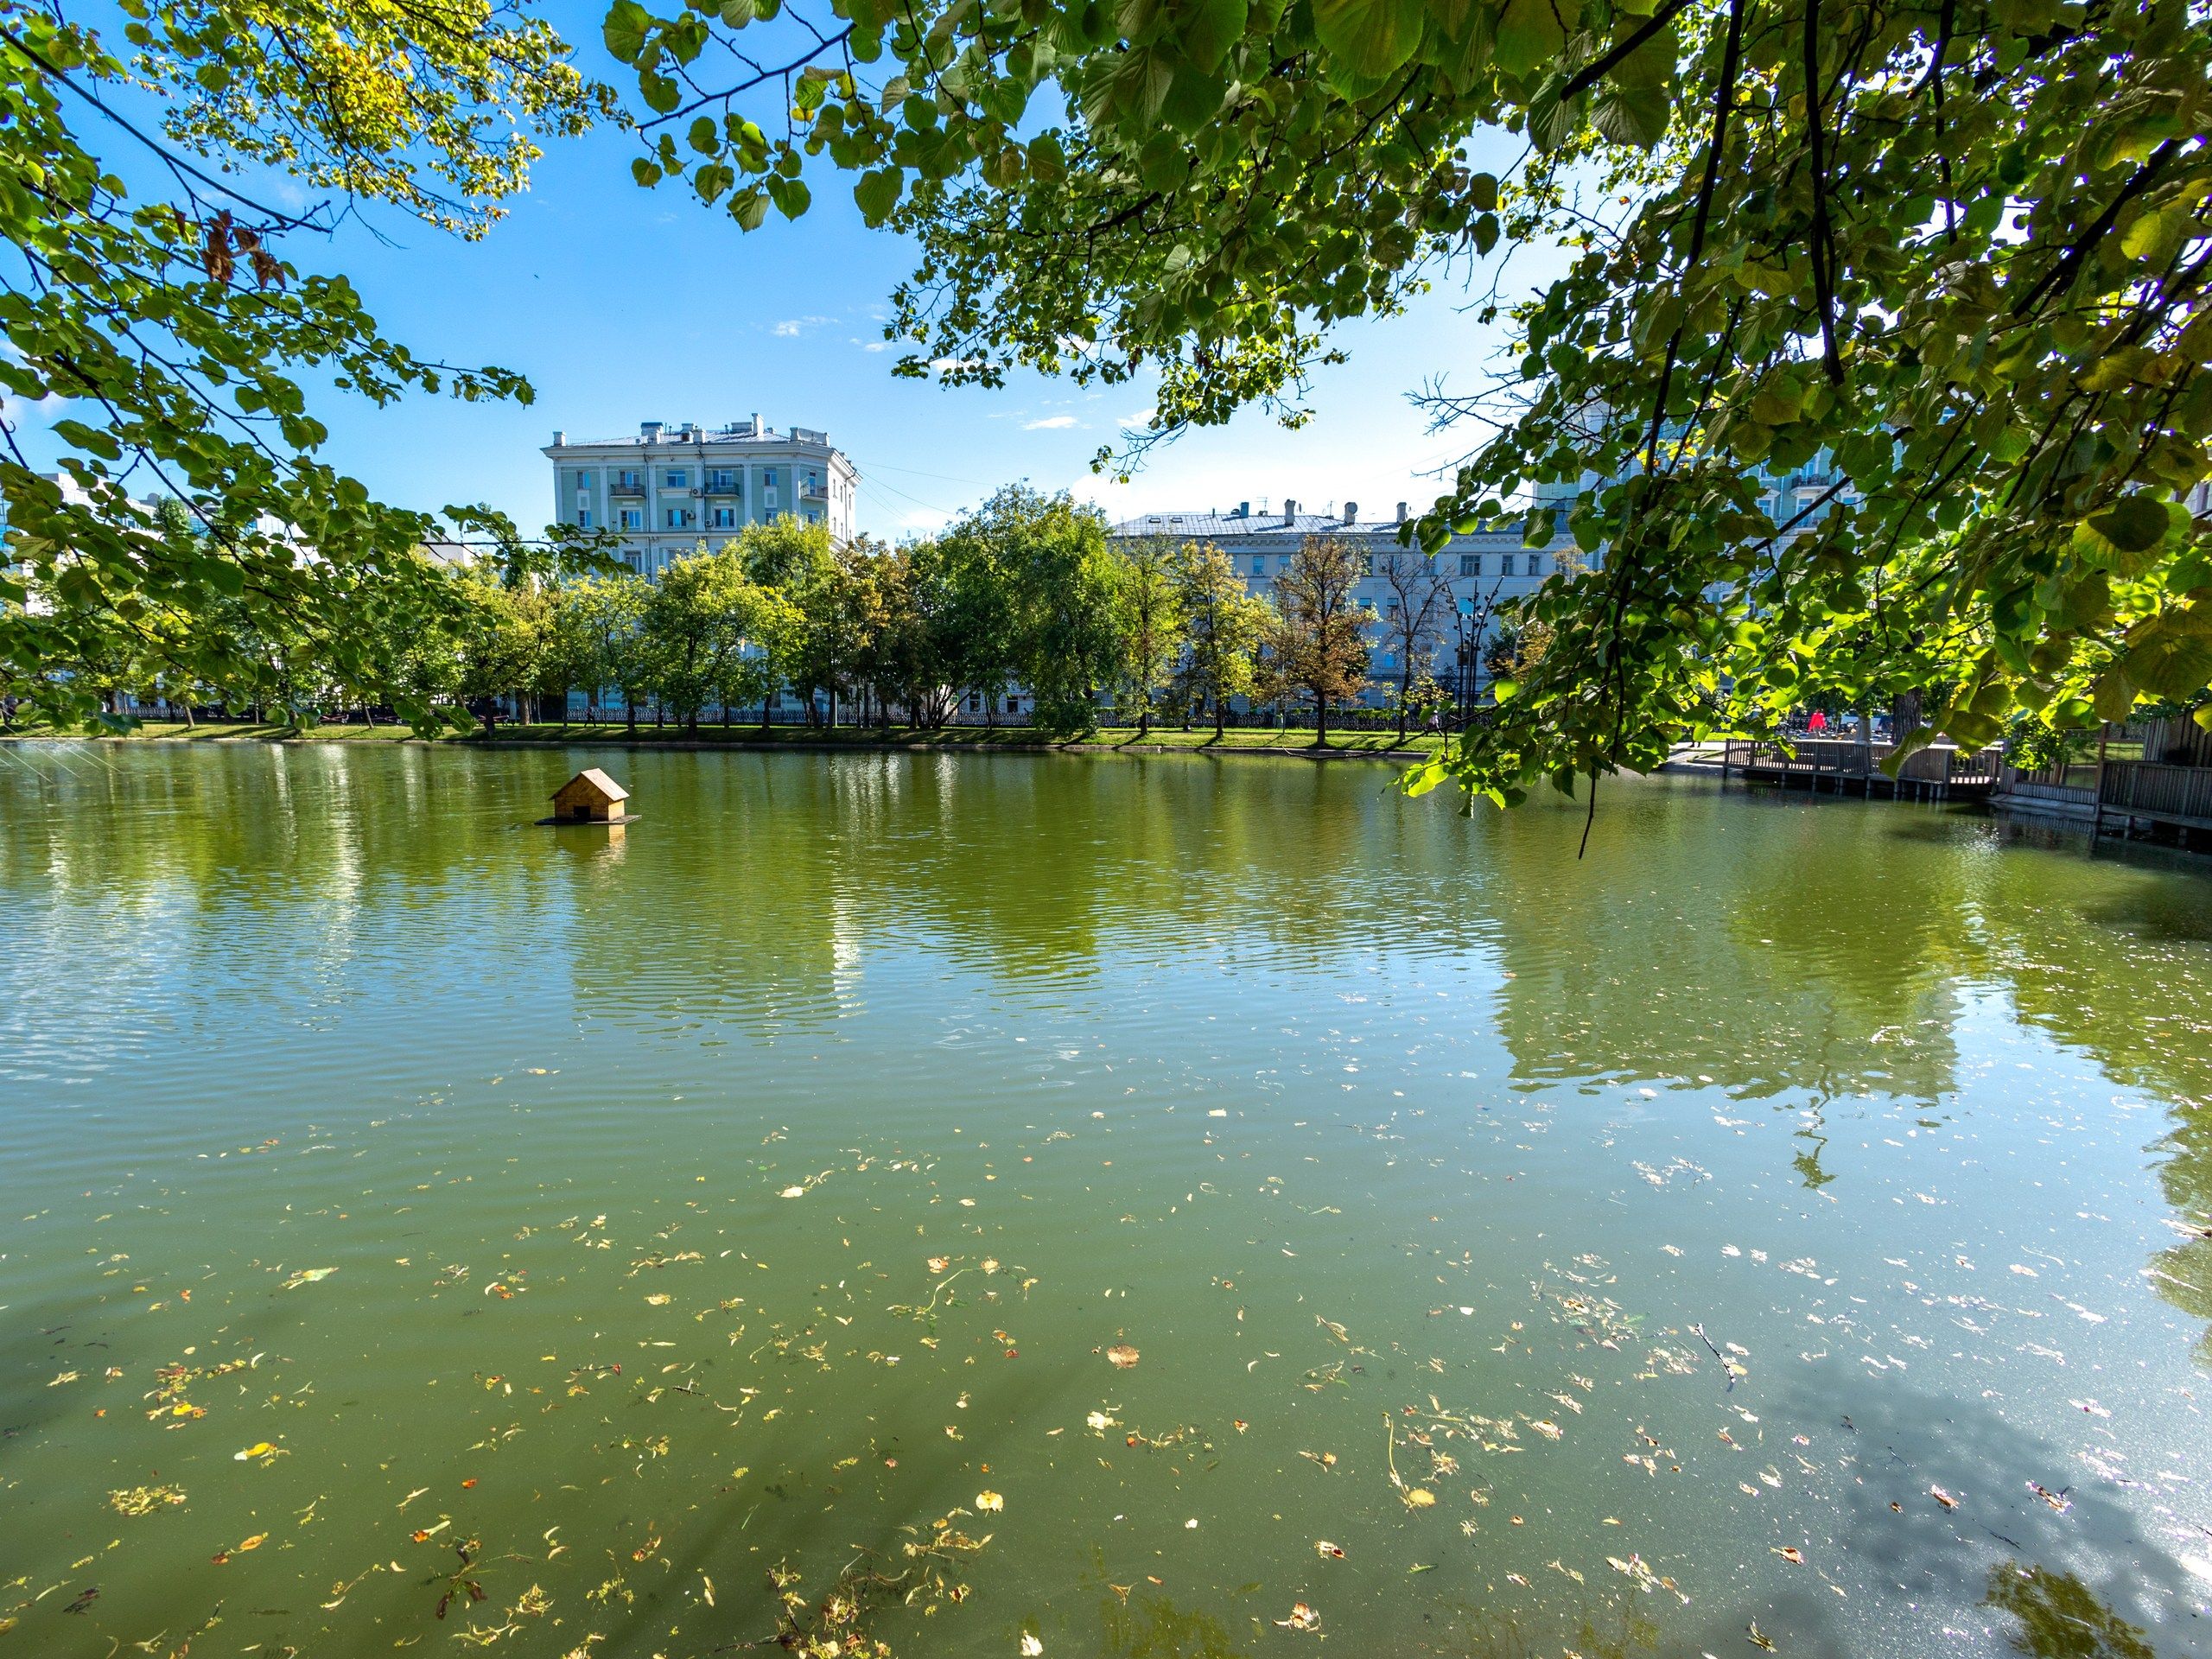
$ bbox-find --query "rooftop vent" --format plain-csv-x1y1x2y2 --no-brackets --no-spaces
1343,500,1358,525
1236,500,1250,518
1282,498,1298,524
1395,500,1408,524
553,429,567,447
640,420,664,440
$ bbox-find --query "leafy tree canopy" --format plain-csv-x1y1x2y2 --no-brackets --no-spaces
1,0,608,728
604,0,2212,810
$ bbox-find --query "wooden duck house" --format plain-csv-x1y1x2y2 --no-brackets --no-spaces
546,768,636,824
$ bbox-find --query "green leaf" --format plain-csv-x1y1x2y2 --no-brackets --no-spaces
2124,611,2212,702
1493,0,1567,77
1179,0,1249,71
1606,18,1676,86
854,167,903,225
2085,494,2172,555
1471,212,1499,255
720,0,757,22
730,188,769,231
1591,81,1669,148
639,70,681,113
603,0,652,65
2091,665,2137,722
1308,0,1423,80
1467,172,1498,214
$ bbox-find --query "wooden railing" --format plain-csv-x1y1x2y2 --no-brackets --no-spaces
1723,737,1999,786
2099,760,2212,830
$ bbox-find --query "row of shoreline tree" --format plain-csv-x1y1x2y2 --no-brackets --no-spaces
48,486,1503,745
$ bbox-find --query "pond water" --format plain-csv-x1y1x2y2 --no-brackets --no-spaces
3,744,2211,1659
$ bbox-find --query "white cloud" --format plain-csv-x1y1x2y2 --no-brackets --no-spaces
1117,407,1157,430
772,320,804,337
1022,415,1079,430
855,339,891,353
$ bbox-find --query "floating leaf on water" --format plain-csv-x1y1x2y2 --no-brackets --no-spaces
108,1484,186,1516
1020,1636,1044,1656
1403,1488,1436,1509
237,1533,266,1551
234,1441,284,1462
927,1256,950,1274
1314,1540,1344,1559
1930,1484,1959,1511
1105,1344,1140,1369
976,1491,1004,1512
1275,1601,1322,1632
1773,1546,1804,1563
1748,1621,1777,1650
281,1267,338,1289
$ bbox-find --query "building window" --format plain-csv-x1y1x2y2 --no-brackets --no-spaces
1500,553,1516,576
664,468,688,488
616,468,642,490
707,469,737,492
619,508,642,530
577,510,593,530
1459,554,1478,577
1279,555,1293,572
664,507,692,529
574,470,595,489
1251,557,1264,575
1006,696,1020,715
1529,554,1546,576
710,506,736,528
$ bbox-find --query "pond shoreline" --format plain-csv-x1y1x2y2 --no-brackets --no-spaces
0,724,1441,763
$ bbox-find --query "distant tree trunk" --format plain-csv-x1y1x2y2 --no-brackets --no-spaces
626,696,637,735
721,700,731,728
828,686,838,730
1890,690,1923,742
1214,696,1226,741
761,694,772,734
1396,664,1413,742
1138,704,1150,737
1313,694,1328,747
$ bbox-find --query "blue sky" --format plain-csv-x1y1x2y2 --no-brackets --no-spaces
37,7,1553,541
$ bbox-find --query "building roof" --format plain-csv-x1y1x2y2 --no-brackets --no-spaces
1107,511,1528,541
1110,511,1401,539
556,768,629,803
549,422,837,451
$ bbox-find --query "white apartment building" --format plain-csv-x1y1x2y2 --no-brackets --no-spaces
1115,460,1862,706
544,416,859,575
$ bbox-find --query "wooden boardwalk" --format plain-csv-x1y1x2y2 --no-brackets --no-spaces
1719,737,2001,801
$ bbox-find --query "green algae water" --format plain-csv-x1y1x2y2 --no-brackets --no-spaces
3,744,2211,1658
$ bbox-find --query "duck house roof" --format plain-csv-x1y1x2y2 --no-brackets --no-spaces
555,768,630,804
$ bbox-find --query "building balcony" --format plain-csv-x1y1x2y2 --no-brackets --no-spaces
609,483,645,498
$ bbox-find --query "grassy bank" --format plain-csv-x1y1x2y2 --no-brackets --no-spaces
2,718,1445,759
